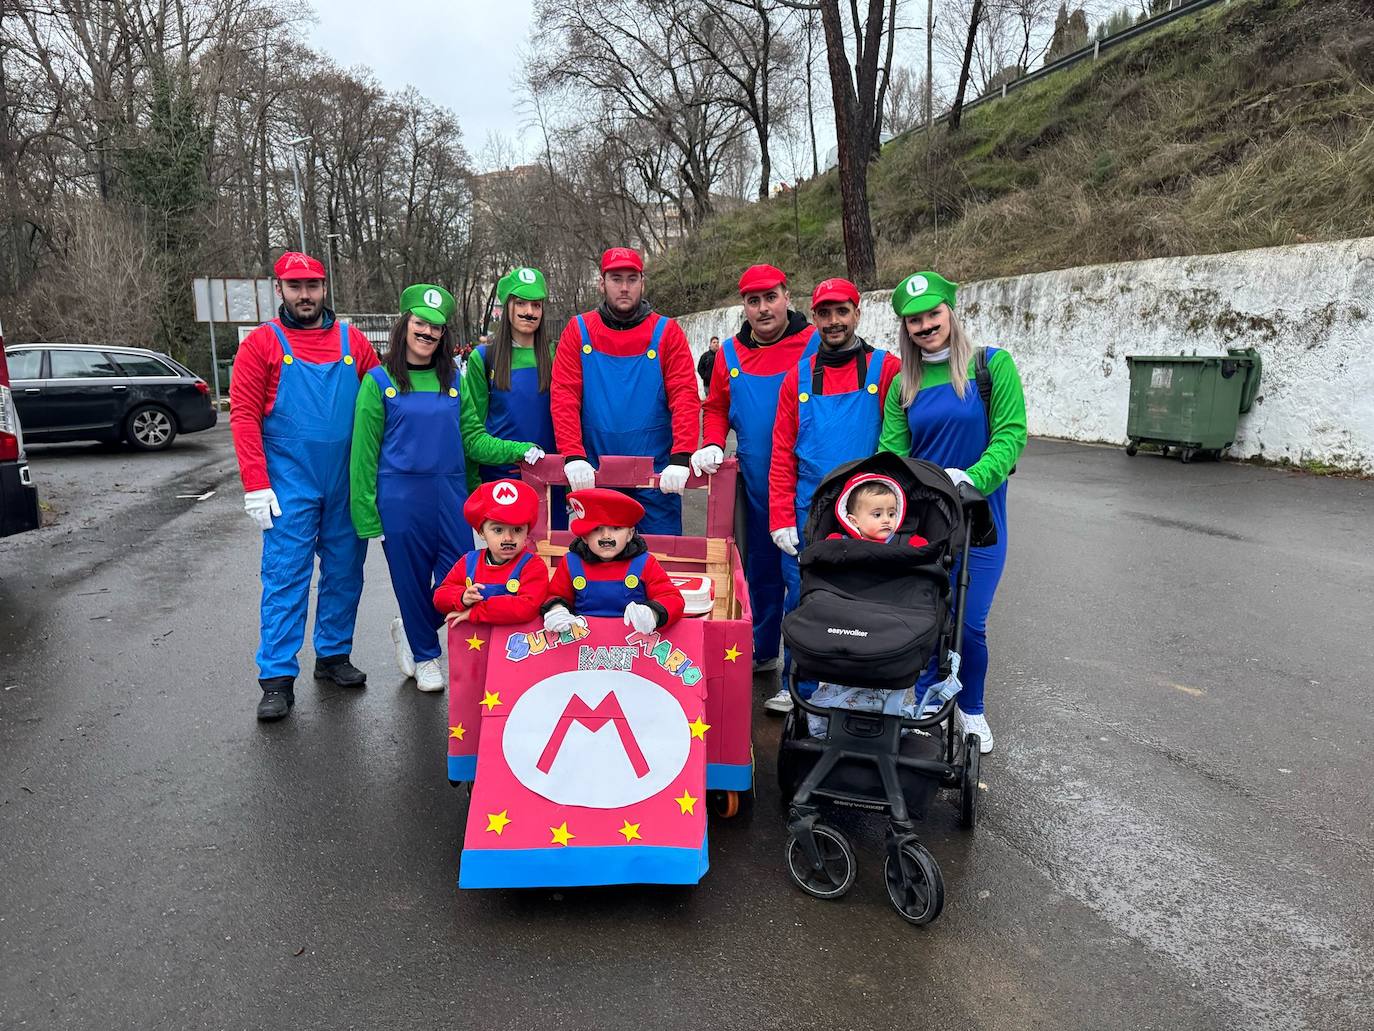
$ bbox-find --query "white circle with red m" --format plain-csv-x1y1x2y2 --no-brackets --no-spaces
502,670,690,808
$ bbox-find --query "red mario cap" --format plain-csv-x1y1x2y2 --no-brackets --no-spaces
601,247,644,274
463,478,539,531
738,264,787,295
567,488,645,537
274,251,326,280
811,277,860,308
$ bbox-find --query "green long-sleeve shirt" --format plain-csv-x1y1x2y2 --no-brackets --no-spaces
350,368,453,538
460,345,540,491
877,347,1027,495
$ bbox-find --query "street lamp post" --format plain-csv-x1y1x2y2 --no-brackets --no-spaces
287,135,309,253
325,232,343,310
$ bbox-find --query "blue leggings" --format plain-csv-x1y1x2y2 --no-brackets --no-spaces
918,536,1006,716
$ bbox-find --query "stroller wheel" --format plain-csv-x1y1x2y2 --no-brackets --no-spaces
884,838,945,925
785,824,857,900
959,733,981,830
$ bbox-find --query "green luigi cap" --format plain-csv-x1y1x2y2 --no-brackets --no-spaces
497,266,548,305
400,283,455,326
892,271,957,317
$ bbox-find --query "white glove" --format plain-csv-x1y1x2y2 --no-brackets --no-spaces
771,526,799,556
658,464,689,495
690,445,724,477
565,459,595,492
244,488,282,531
523,446,545,465
543,605,577,634
944,468,974,488
623,602,658,634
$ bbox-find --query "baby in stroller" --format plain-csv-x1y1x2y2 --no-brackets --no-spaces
778,452,994,926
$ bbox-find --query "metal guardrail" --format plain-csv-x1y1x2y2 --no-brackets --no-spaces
889,0,1227,144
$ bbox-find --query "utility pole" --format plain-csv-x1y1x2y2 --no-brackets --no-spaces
287,136,309,253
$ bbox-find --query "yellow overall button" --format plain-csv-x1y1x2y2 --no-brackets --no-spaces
729,368,739,378
624,574,640,589
344,354,354,365
798,392,810,403
646,350,656,359
449,387,459,397
572,576,587,590
506,579,520,593
867,383,878,394
385,386,397,398
282,354,294,365
582,344,592,354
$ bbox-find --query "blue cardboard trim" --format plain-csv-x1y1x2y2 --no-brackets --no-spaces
706,762,752,791
459,840,709,889
447,754,476,782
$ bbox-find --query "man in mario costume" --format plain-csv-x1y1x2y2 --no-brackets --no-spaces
541,488,685,633
550,247,699,535
230,251,381,721
434,478,550,627
691,264,820,676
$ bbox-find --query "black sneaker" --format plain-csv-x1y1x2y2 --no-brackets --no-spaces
256,677,295,721
313,655,367,687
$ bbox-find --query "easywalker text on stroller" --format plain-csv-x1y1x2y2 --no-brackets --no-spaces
777,451,996,925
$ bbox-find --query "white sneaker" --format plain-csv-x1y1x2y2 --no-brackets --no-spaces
415,658,445,693
390,616,416,678
763,688,794,714
958,709,995,754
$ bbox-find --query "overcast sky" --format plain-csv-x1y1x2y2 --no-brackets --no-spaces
314,0,537,164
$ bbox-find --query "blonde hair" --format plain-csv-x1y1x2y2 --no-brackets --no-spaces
896,305,973,408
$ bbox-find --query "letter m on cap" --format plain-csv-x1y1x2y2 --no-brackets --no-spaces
494,482,519,505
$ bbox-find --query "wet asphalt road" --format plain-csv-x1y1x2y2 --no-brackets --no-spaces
1,427,1371,1031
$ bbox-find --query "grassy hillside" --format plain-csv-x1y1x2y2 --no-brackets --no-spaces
652,0,1374,314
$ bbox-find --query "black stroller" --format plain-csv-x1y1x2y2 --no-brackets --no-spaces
778,452,996,925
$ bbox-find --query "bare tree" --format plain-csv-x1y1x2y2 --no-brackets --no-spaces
947,0,985,131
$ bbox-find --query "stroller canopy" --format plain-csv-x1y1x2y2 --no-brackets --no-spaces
802,452,962,552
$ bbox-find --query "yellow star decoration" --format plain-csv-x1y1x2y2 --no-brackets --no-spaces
448,724,466,740
485,810,511,835
550,822,575,846
466,633,485,651
724,644,741,663
480,690,502,711
675,790,698,815
619,820,642,843
688,716,711,740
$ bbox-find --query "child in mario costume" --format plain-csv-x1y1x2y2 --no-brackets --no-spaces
433,479,550,626
540,488,686,635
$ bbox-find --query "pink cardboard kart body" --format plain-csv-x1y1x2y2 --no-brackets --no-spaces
446,456,755,888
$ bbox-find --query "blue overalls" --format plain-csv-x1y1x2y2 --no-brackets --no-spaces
563,552,650,616
721,331,820,665
576,315,681,536
476,345,565,529
256,321,367,680
781,350,887,697
370,367,469,663
462,550,535,599
906,350,1011,716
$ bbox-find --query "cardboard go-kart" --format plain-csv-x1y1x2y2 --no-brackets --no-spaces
447,456,754,888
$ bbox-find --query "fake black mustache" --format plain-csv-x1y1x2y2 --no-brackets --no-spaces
596,537,617,548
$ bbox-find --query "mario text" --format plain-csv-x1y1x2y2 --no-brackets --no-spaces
625,630,703,687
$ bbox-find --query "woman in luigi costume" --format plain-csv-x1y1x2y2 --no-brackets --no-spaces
877,271,1027,754
350,284,469,693
462,265,561,526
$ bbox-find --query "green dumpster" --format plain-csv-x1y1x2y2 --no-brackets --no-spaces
1124,348,1261,462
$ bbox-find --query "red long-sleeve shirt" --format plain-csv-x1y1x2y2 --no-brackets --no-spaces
702,314,817,449
228,317,380,492
545,543,686,629
433,549,551,624
551,310,699,464
768,344,901,532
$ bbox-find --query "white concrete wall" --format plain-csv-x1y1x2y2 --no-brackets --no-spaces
675,237,1374,473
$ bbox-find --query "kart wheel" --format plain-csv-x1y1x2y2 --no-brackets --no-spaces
959,733,980,830
1125,441,1138,457
884,838,944,925
785,824,856,900
710,790,741,818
